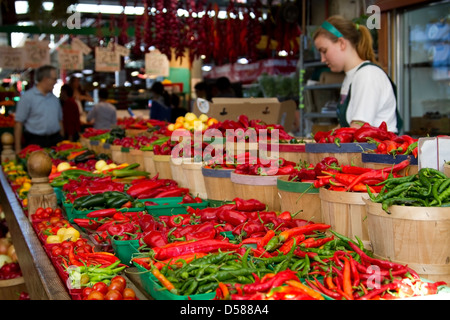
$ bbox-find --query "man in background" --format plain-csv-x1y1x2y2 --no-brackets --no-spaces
14,65,64,154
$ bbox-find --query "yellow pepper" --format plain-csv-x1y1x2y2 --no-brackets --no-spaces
46,235,62,244
56,227,80,242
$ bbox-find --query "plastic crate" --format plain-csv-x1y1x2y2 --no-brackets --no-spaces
111,238,140,266
133,263,216,300
53,187,64,205
137,197,209,217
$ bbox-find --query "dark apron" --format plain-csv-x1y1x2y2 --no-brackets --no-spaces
336,62,403,132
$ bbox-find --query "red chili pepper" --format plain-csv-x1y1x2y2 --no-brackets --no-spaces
357,282,400,300
180,194,197,204
241,270,298,294
278,223,331,242
242,220,266,236
154,187,189,198
313,277,342,299
341,165,374,174
86,208,118,218
299,236,334,248
314,177,331,188
68,246,83,266
168,214,190,228
278,234,305,255
345,160,410,191
185,229,216,241
278,211,292,221
151,239,241,260
73,218,100,230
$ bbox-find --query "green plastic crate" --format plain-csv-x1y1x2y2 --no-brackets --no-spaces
134,263,216,300
137,197,209,217
53,187,64,205
63,201,74,221
111,238,140,266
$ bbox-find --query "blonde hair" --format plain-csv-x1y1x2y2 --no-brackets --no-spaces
314,15,377,64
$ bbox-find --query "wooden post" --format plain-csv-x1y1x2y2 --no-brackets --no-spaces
26,150,57,220
1,132,16,163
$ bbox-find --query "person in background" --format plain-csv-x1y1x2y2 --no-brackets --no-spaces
86,88,117,129
59,84,81,142
68,75,93,118
313,15,401,133
149,81,171,122
213,76,236,98
170,93,186,123
14,65,64,153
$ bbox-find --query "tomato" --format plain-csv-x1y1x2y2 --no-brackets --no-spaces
35,207,45,217
62,248,71,257
75,239,86,248
82,287,93,298
111,275,126,287
45,207,54,214
87,290,104,300
61,241,74,249
83,244,93,253
92,281,109,295
122,288,136,300
49,216,60,224
108,280,125,293
104,289,123,300
51,245,63,257
54,208,63,216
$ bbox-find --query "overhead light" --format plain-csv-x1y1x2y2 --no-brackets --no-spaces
131,71,139,77
93,82,99,87
201,65,212,72
237,58,249,64
82,69,94,75
278,50,288,57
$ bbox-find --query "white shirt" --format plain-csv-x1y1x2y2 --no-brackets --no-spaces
340,61,398,132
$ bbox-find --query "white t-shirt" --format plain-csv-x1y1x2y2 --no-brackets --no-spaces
340,61,398,132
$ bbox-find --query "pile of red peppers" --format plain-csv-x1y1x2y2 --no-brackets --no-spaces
314,122,418,157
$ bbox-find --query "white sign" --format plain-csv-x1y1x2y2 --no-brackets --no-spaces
95,46,121,72
23,40,50,69
58,47,83,70
71,37,92,55
145,50,170,77
0,46,24,69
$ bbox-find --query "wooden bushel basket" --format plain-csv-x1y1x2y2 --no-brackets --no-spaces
143,151,156,176
202,167,235,202
230,172,289,211
259,142,310,166
111,145,128,164
153,154,172,179
182,161,208,199
277,176,322,223
0,277,27,300
319,188,372,249
305,142,376,167
170,157,188,188
445,163,450,178
365,199,450,284
129,149,145,170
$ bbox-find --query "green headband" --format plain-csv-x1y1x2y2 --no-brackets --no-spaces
321,21,344,38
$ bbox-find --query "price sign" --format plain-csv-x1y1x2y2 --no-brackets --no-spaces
107,42,130,57
58,47,83,70
71,37,92,55
23,40,50,69
0,46,24,69
145,50,169,77
95,47,121,72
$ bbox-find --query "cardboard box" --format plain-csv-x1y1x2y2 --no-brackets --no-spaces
192,97,297,132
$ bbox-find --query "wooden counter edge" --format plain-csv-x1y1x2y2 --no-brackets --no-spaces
0,167,71,300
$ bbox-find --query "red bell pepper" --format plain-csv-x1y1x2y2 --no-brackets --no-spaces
233,198,266,211
218,209,248,226
73,218,100,230
185,229,216,241
142,230,168,248
154,187,189,198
